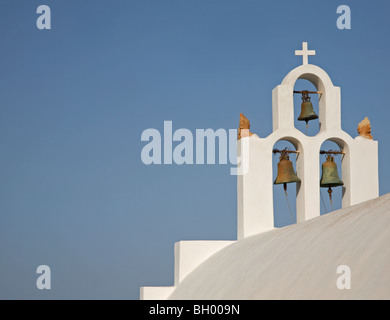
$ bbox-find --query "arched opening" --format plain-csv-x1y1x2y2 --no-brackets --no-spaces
319,140,344,214
272,140,301,227
293,79,320,136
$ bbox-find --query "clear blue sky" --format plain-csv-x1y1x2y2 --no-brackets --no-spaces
0,0,389,299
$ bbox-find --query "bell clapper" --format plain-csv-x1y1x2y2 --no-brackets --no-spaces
328,186,332,203
283,182,287,196
328,186,334,210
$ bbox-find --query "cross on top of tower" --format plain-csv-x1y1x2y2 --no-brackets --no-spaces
295,42,315,65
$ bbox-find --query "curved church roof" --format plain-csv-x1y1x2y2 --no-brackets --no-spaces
169,194,390,300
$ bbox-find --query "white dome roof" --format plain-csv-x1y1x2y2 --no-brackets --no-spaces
169,194,390,300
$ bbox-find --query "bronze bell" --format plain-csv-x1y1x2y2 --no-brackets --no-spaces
274,152,301,193
320,155,344,203
298,91,318,126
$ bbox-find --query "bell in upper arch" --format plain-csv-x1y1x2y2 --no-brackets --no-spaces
274,152,301,194
297,91,318,127
320,155,344,203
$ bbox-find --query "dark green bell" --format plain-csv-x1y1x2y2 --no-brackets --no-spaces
320,155,344,188
297,92,318,126
320,155,344,204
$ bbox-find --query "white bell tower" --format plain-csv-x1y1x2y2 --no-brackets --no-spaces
237,42,379,239
140,43,380,300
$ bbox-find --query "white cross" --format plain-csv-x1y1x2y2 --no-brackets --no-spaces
295,42,315,65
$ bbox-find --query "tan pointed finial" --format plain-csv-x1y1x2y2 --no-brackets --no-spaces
357,117,373,140
238,113,254,140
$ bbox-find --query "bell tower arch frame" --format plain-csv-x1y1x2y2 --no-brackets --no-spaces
237,47,379,240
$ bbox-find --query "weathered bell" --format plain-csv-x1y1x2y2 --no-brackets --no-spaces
297,93,318,125
320,155,344,204
320,155,344,188
274,153,301,193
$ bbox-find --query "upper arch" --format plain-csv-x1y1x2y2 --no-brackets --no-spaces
281,64,335,91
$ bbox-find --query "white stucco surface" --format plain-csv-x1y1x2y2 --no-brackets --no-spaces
140,240,234,300
140,286,175,300
174,241,235,285
169,194,390,300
